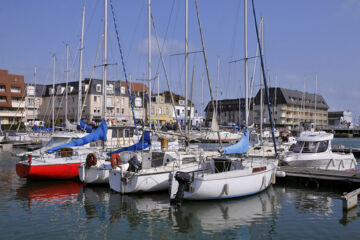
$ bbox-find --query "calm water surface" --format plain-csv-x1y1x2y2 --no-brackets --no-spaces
1,140,360,239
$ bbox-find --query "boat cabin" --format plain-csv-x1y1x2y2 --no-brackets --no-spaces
291,132,333,154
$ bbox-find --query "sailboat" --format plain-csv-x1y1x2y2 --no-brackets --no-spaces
169,0,278,204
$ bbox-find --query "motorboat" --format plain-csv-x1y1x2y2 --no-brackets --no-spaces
280,131,357,170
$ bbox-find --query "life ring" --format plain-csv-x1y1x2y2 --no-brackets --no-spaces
111,153,121,169
86,153,97,167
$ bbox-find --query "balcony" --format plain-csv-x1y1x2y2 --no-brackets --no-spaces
12,101,25,108
0,111,25,117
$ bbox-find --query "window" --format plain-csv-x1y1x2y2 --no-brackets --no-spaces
177,109,180,116
121,86,126,94
179,100,185,105
107,84,114,94
116,108,120,114
106,97,113,106
166,107,169,115
0,96,7,103
96,84,102,92
11,87,21,93
49,88,54,95
121,97,125,105
151,107,155,115
121,108,124,114
158,107,162,114
27,86,35,95
135,97,142,107
302,141,318,153
292,141,304,153
160,97,164,103
317,141,328,153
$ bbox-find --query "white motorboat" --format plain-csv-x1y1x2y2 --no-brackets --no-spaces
280,131,357,170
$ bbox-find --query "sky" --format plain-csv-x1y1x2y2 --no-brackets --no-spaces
1,0,360,121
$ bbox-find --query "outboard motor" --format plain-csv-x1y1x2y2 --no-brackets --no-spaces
127,156,142,172
171,171,192,207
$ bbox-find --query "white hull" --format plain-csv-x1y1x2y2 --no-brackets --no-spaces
109,163,199,194
170,158,277,200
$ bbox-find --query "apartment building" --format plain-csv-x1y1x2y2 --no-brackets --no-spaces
25,84,46,122
150,94,174,125
36,78,149,125
253,87,328,128
0,70,26,124
204,98,254,126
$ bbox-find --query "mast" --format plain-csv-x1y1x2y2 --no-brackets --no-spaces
52,54,56,134
102,0,108,120
314,74,318,129
34,66,37,121
216,57,219,116
201,72,204,130
78,6,85,123
148,0,152,127
65,44,69,123
185,0,189,140
260,16,263,141
157,73,160,129
244,0,249,127
274,74,277,128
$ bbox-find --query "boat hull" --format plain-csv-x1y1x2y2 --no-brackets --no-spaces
16,161,81,180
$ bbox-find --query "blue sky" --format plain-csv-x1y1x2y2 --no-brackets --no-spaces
1,0,360,121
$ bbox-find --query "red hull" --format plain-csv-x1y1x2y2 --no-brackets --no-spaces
16,162,82,180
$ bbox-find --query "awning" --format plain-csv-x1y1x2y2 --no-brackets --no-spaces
151,117,173,121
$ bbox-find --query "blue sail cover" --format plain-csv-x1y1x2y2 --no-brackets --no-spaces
78,119,93,133
224,128,249,155
47,119,107,153
107,131,151,156
33,125,52,132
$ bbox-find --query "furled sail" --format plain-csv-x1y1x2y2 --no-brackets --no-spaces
223,128,249,154
211,110,219,132
65,119,77,131
47,119,107,153
78,119,93,133
107,131,151,156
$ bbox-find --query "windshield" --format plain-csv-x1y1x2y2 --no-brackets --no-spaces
302,141,318,153
292,141,304,153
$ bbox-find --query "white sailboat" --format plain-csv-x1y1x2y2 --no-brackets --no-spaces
169,0,278,204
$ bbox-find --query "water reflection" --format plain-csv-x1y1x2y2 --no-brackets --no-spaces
15,180,83,209
171,187,281,233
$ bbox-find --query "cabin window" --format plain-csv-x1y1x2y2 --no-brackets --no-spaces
317,141,328,153
292,141,304,153
302,141,318,153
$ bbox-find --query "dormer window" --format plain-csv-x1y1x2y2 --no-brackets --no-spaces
121,86,126,94
96,84,102,93
68,86,74,93
179,100,185,106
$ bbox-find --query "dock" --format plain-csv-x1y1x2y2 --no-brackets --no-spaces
277,166,360,183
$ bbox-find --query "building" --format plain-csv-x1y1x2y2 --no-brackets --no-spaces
149,94,174,125
204,98,254,126
254,87,328,128
162,91,195,127
36,79,148,125
0,70,26,124
328,110,352,127
25,84,46,122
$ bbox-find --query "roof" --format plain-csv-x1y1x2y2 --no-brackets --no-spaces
297,131,333,141
254,87,329,109
204,98,252,112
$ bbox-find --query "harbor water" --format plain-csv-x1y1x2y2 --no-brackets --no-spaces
1,138,360,239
